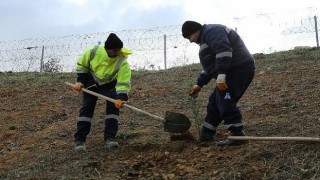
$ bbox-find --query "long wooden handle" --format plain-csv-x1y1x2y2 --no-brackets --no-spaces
228,136,320,142
65,82,165,122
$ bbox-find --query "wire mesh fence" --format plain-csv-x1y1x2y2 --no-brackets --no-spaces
0,12,319,72
0,25,200,72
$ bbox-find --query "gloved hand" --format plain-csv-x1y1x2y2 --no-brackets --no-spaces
216,74,228,91
73,82,84,92
114,99,126,108
189,85,201,98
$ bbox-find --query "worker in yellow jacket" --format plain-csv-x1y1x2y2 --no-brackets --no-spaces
73,33,132,152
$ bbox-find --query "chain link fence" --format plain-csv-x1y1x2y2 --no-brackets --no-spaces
0,12,319,72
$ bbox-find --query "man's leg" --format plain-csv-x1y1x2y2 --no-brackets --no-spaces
74,90,98,151
100,88,120,148
200,89,223,142
217,68,255,146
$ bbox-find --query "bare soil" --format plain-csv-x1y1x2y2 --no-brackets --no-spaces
1,48,320,179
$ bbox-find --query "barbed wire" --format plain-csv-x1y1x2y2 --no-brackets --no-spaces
0,10,319,72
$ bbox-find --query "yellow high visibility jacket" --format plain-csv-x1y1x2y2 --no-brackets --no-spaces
76,44,132,95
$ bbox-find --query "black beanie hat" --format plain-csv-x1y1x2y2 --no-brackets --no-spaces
182,21,202,38
105,33,123,49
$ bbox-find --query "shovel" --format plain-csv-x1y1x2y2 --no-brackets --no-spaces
65,82,191,133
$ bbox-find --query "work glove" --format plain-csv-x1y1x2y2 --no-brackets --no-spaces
73,82,84,92
189,85,201,98
114,99,126,109
216,74,228,91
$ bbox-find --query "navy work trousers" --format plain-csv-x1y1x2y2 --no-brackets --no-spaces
74,85,119,143
205,67,255,132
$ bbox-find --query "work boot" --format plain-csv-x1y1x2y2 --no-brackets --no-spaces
199,127,216,142
217,131,248,146
105,138,119,149
75,141,86,152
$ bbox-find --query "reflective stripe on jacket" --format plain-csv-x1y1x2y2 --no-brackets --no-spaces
196,24,254,87
76,44,132,94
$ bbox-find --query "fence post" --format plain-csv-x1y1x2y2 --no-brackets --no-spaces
164,34,167,70
40,45,44,72
314,16,319,48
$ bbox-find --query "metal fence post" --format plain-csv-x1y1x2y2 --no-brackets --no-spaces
40,45,44,72
164,34,167,70
314,16,319,48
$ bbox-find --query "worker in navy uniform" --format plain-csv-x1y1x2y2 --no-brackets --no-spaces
182,21,255,146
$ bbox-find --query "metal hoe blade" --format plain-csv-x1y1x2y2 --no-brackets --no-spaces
163,111,191,133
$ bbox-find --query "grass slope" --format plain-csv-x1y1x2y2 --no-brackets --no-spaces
0,48,320,179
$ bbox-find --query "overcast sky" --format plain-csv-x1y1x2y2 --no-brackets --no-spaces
0,0,319,43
